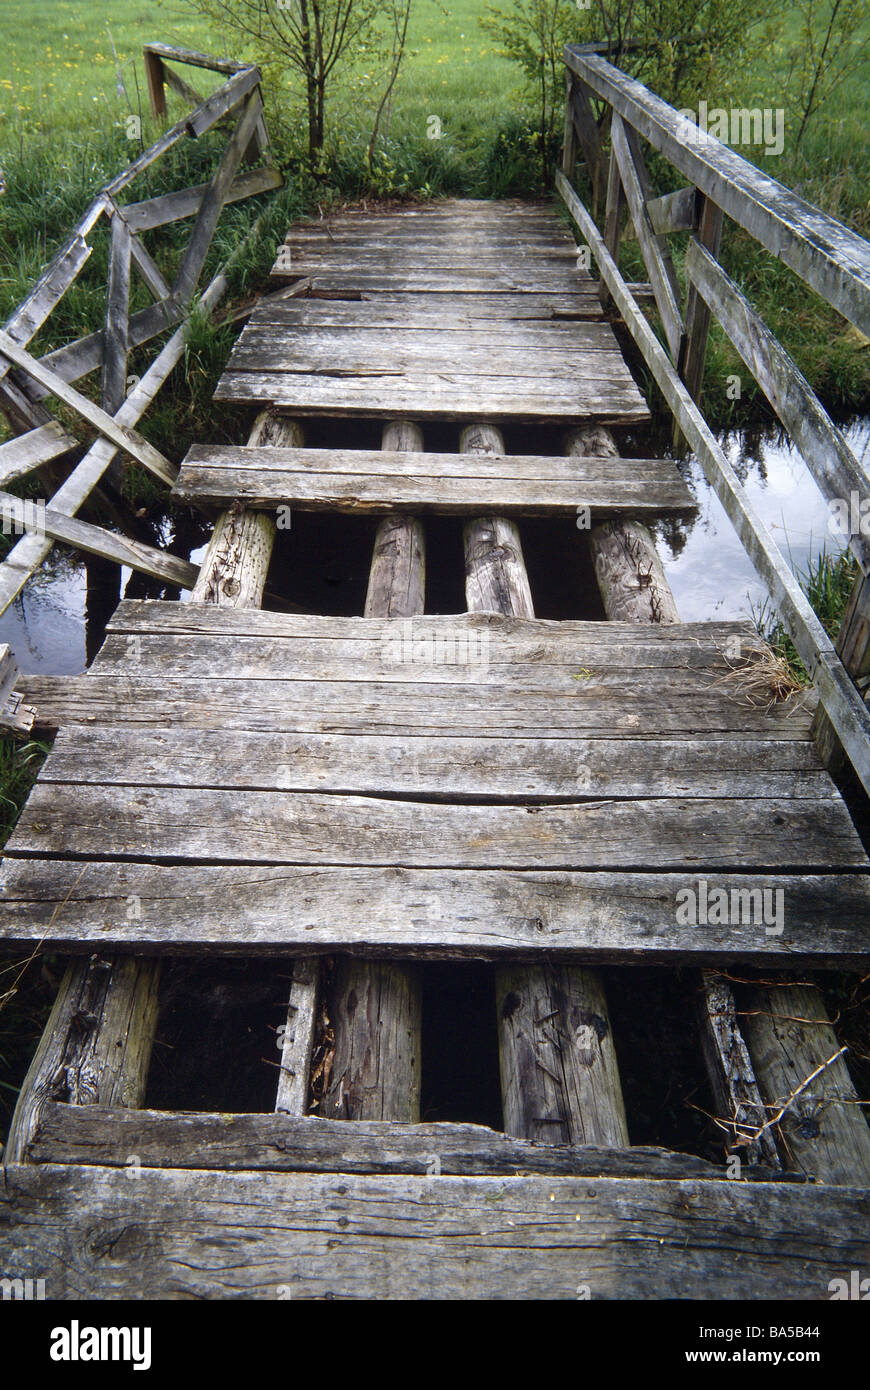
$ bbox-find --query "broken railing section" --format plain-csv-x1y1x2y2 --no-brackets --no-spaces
0,44,282,620
558,45,870,801
0,645,34,735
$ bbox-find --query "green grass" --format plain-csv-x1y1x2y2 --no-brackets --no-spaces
754,547,861,683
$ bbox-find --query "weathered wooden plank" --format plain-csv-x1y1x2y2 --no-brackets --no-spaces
254,294,608,327
98,600,760,647
143,42,250,75
122,167,283,233
0,330,176,486
86,634,787,690
237,324,620,354
0,490,198,590
174,468,693,516
15,675,817,738
213,370,650,421
178,442,688,481
3,1164,866,1299
1,862,867,961
565,48,870,337
646,185,700,235
12,785,856,868
228,339,630,376
101,215,132,418
38,728,829,801
173,92,265,300
686,238,870,572
557,170,870,799
29,1104,773,1181
610,113,683,360
0,423,78,486
2,224,97,352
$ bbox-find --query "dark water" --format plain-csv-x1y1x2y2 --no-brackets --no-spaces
1,417,865,670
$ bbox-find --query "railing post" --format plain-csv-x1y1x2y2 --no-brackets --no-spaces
600,145,624,309
813,569,870,775
143,48,167,119
561,71,578,185
676,194,724,429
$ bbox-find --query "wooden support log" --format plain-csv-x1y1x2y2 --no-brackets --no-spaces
571,427,680,626
571,426,680,625
575,422,775,1164
462,422,628,1147
364,421,426,618
462,426,533,618
741,984,870,1185
275,959,318,1117
4,955,161,1163
324,419,425,1123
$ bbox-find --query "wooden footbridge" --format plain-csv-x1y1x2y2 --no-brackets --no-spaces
1,45,870,1299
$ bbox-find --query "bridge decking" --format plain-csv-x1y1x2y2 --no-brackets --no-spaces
213,200,650,421
3,196,870,1299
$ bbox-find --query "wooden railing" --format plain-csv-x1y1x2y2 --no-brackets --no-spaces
0,45,282,617
558,44,870,798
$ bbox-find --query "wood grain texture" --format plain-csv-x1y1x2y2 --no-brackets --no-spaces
28,1104,786,1181
3,1163,867,1299
742,984,870,1185
174,444,695,516
1,861,867,961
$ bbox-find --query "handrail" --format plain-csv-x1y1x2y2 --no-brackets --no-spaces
559,48,870,798
564,46,870,337
0,47,283,617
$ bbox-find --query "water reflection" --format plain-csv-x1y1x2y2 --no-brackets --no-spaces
654,419,870,623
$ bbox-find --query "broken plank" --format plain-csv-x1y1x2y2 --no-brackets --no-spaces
0,423,78,486
7,786,862,870
29,1104,771,1181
